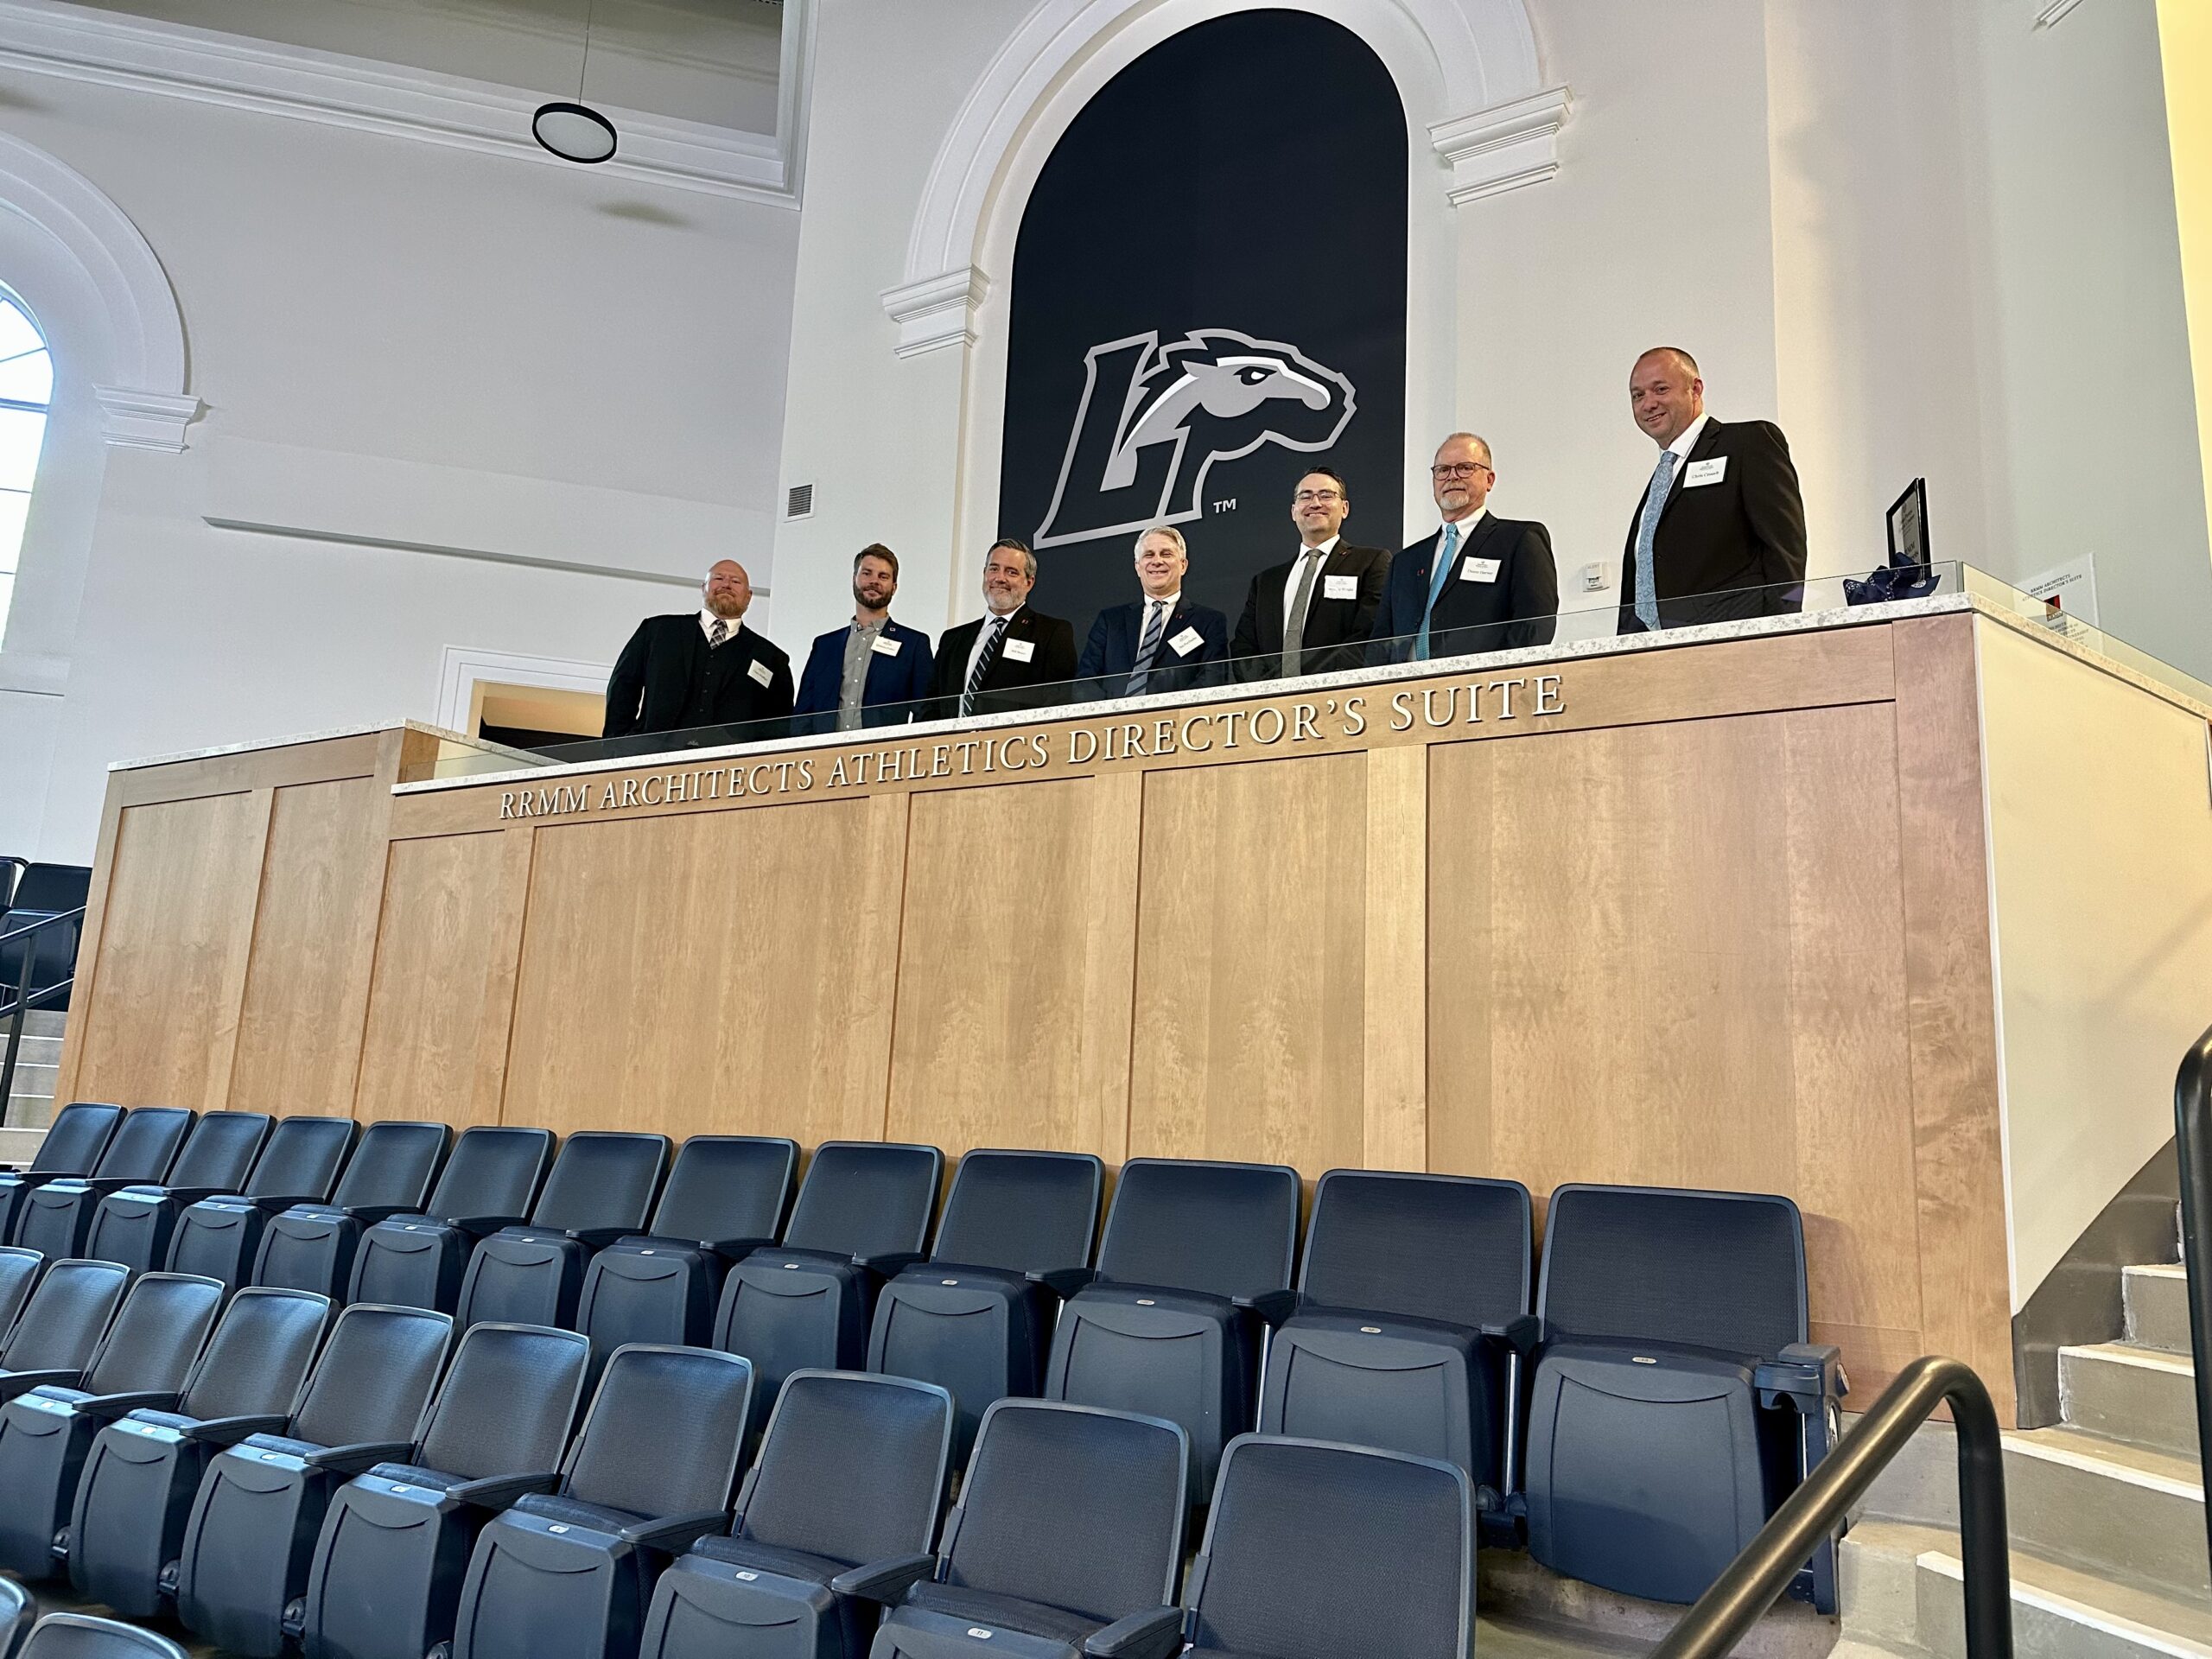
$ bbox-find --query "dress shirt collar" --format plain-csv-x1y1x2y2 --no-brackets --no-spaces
1664,413,1711,468
699,607,738,642
1139,590,1181,612
1436,508,1487,547
1297,535,1341,562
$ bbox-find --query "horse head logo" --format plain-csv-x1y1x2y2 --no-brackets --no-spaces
1034,328,1357,549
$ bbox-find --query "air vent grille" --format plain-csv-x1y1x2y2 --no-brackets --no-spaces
785,483,813,520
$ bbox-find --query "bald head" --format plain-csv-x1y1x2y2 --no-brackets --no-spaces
1630,347,1705,448
702,559,753,620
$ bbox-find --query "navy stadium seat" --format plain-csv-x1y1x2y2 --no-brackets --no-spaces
255,1119,452,1300
1041,1157,1300,1503
861,1399,1188,1659
18,1611,186,1658
79,1111,276,1276
452,1131,671,1331
713,1141,943,1444
158,1115,359,1290
66,1286,332,1616
346,1126,555,1313
296,1321,591,1659
1520,1183,1845,1611
575,1135,798,1374
173,1301,455,1658
0,1271,223,1580
865,1149,1103,1464
0,1579,23,1659
0,1244,43,1332
448,1344,755,1659
1256,1168,1532,1503
14,1108,196,1259
0,1103,124,1243
639,1370,954,1659
0,1259,130,1403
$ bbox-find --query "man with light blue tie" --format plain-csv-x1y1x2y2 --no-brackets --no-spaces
1368,433,1557,664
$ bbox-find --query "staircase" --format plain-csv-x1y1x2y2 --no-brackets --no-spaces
1845,1217,2207,1657
1,1007,62,1134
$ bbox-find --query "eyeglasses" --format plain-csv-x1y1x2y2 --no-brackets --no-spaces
1431,462,1492,479
1292,489,1344,504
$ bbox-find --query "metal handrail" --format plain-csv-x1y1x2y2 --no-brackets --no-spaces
0,904,82,949
0,906,84,1120
2176,1025,2212,1570
1651,1355,2013,1659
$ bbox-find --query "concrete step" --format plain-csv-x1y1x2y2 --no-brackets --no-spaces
11,1011,64,1040
2062,1341,2200,1458
0,1126,43,1165
1918,1541,2212,1659
2132,1264,2196,1357
2000,1425,2208,1604
4,1059,57,1094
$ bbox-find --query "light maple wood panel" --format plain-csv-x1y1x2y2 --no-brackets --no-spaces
504,795,906,1145
228,776,389,1117
1129,753,1368,1173
72,791,271,1112
888,777,1141,1160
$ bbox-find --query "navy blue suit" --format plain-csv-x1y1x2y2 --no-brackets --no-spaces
792,617,936,733
1368,513,1558,664
1077,596,1231,700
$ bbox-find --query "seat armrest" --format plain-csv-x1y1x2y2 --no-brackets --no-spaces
304,1439,416,1474
77,1389,181,1422
854,1251,926,1278
76,1176,149,1197
1027,1266,1096,1298
1083,1605,1186,1659
1757,1343,1847,1414
564,1227,635,1249
1232,1288,1300,1325
829,1551,938,1605
448,1469,562,1511
617,1508,730,1550
0,1369,82,1402
708,1235,778,1262
342,1204,421,1225
158,1185,229,1206
249,1193,321,1214
1480,1313,1544,1355
186,1414,292,1446
451,1214,530,1239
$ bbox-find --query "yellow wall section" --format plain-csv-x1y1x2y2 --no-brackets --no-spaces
2161,0,2212,544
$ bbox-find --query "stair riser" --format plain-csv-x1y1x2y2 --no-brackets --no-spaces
2132,1269,2197,1357
2002,1444,2209,1602
2063,1350,2202,1459
1840,1531,1924,1652
1917,1564,2209,1659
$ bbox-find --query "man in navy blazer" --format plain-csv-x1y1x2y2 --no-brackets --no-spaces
1370,433,1557,664
792,544,935,732
1077,524,1231,701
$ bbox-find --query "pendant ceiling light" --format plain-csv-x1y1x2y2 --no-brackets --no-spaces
533,0,617,163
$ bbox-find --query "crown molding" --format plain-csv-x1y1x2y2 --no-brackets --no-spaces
1428,85,1571,206
0,0,800,207
881,266,989,359
93,385,201,451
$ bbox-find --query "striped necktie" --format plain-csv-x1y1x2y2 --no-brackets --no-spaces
961,613,1009,717
708,618,729,649
1633,449,1679,631
1126,601,1169,696
1414,521,1462,661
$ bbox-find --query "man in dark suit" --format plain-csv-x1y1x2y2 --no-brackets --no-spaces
1232,467,1391,679
926,538,1079,718
1618,347,1807,632
1370,433,1557,664
1077,524,1230,700
603,559,793,741
792,543,935,733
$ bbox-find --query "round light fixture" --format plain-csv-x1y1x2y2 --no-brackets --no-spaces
532,100,617,163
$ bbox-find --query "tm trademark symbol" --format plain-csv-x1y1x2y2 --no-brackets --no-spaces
1211,498,1236,514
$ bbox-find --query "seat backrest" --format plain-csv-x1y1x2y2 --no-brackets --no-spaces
413,1321,590,1481
526,1131,669,1233
1094,1159,1300,1300
244,1116,358,1202
1536,1184,1807,1358
780,1141,943,1260
0,1259,126,1373
0,1245,41,1335
178,1287,330,1421
79,1272,223,1397
1299,1170,1532,1330
930,1149,1102,1275
562,1345,752,1518
737,1370,951,1567
26,1103,124,1176
160,1112,271,1192
421,1126,554,1223
649,1135,796,1243
944,1401,1185,1623
10,863,89,914
1191,1436,1471,1659
329,1120,450,1210
287,1302,454,1448
87,1107,194,1183
21,1610,188,1658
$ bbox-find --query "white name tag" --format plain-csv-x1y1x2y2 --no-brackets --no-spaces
1168,626,1205,658
1684,456,1728,487
1002,637,1035,664
747,658,773,687
1460,556,1502,584
1323,573,1358,601
870,635,902,657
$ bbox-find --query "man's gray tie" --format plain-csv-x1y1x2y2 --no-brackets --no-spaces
961,613,1008,717
1281,550,1326,676
1126,601,1168,696
1632,449,1680,631
708,617,729,648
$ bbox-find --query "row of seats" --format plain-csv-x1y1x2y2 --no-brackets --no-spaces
0,1102,1845,1618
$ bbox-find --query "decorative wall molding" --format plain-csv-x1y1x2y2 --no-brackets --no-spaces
435,644,612,734
880,267,989,359
1429,86,1572,206
92,386,201,452
0,0,805,207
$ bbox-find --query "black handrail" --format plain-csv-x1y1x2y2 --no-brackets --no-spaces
0,906,84,1121
2176,1025,2212,1572
1651,1355,2013,1659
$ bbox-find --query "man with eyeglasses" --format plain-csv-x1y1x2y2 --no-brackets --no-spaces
1368,434,1557,664
1230,467,1390,679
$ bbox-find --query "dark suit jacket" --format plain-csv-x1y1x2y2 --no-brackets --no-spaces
792,617,936,733
603,614,793,740
1077,596,1231,700
1231,540,1392,679
1368,514,1558,664
1618,416,1807,632
926,605,1080,718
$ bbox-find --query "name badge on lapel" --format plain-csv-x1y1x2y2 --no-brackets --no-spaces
870,635,902,657
1002,637,1036,664
747,658,773,687
1460,556,1502,584
1684,456,1728,488
1168,626,1204,657
1323,574,1358,601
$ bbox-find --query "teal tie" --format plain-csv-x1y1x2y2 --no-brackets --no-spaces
1414,522,1461,661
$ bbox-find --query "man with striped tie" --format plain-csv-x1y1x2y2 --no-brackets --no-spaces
1367,433,1556,664
926,538,1079,720
601,559,793,741
1076,524,1230,701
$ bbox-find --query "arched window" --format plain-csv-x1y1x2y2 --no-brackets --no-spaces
0,291,51,639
